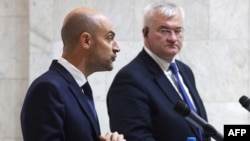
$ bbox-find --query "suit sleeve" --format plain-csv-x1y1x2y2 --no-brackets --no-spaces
21,82,65,141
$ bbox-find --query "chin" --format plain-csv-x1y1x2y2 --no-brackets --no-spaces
107,65,113,71
102,64,113,71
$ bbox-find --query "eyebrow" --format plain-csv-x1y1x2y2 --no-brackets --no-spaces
106,31,115,37
159,25,182,29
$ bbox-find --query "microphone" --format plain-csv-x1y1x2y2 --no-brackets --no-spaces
173,101,224,141
239,95,250,112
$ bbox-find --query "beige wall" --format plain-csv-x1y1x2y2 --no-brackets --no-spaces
0,0,29,140
0,0,249,140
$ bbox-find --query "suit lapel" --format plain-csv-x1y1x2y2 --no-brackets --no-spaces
140,50,183,105
177,63,202,115
176,62,204,138
155,74,201,138
69,85,101,135
50,60,101,136
139,52,201,138
155,74,183,104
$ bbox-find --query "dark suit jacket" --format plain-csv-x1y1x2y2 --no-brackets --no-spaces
107,49,210,141
21,60,100,141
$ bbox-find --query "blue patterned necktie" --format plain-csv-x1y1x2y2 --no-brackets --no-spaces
169,62,197,112
169,62,203,140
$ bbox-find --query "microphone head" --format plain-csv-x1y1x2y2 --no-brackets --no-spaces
239,95,250,109
173,101,191,117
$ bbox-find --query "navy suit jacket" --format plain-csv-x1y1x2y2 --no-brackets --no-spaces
21,60,100,141
107,49,210,141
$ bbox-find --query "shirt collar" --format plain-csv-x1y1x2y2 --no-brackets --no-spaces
144,46,175,72
57,57,87,87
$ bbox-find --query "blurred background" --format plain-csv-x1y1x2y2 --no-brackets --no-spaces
0,0,249,140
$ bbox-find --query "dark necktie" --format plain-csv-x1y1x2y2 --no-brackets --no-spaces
82,82,97,119
169,62,203,140
82,82,101,134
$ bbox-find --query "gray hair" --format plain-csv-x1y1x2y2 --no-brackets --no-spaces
143,1,184,27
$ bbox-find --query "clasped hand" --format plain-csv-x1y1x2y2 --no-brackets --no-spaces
99,132,126,141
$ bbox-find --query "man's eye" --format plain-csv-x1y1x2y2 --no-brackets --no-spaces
160,29,170,33
107,36,114,41
174,29,182,34
159,28,183,37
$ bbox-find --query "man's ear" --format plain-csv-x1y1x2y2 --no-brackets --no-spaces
80,32,91,48
143,27,149,37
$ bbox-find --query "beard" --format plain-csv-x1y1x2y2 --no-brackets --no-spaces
90,58,114,73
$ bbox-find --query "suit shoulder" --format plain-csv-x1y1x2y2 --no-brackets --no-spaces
29,70,68,92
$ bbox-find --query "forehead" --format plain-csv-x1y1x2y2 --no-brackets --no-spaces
95,15,114,33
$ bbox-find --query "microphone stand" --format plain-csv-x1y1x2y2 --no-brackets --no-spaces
202,124,224,141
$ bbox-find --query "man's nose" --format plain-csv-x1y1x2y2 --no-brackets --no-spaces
112,40,120,52
167,31,178,41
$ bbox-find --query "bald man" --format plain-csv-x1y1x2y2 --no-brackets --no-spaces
21,7,124,141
